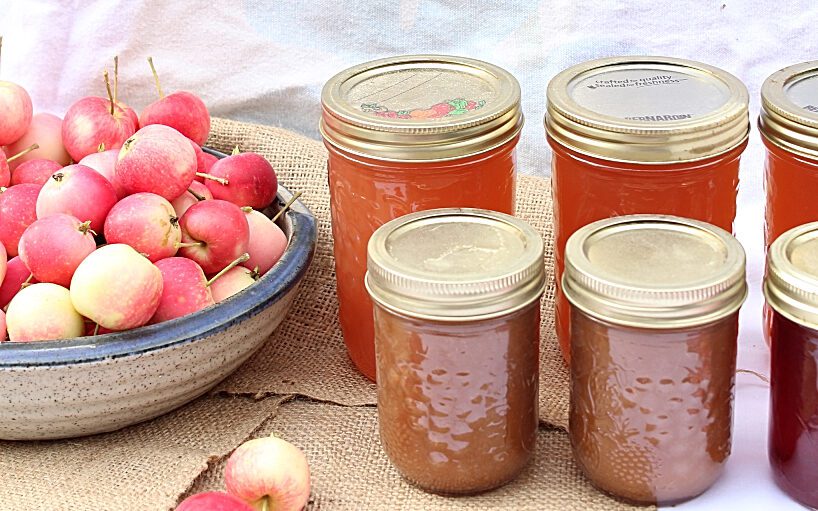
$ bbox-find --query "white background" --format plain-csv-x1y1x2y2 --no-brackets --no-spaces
2,1,818,508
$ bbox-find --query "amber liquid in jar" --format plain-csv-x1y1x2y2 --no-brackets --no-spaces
769,310,818,509
375,302,539,494
552,141,744,360
570,309,738,505
328,141,516,380
763,138,818,247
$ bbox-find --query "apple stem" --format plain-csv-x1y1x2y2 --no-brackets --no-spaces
7,143,39,163
147,56,164,99
260,497,270,511
231,145,240,156
206,253,250,287
196,172,228,186
103,70,115,116
93,323,100,336
187,188,207,201
21,274,33,289
78,220,97,237
97,143,106,152
240,206,253,213
175,241,204,249
113,55,119,104
270,191,303,223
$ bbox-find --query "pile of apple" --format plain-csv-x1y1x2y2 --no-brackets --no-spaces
0,57,289,342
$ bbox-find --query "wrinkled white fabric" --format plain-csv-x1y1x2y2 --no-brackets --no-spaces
1,1,817,509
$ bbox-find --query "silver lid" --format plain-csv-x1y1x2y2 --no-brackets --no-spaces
365,208,545,321
765,221,818,328
546,56,750,163
563,215,747,328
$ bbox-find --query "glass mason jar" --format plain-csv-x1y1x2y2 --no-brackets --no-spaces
320,55,523,380
365,208,545,494
760,61,818,247
764,221,818,509
563,215,747,506
545,56,750,362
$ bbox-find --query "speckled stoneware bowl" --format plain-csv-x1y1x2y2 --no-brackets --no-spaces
0,159,316,440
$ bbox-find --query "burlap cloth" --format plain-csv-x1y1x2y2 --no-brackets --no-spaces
0,119,651,511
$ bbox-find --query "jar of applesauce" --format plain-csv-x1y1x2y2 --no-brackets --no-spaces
365,208,544,494
546,56,749,361
321,55,523,380
563,215,747,506
765,221,818,509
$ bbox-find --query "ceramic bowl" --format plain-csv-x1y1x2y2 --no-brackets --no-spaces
0,162,317,440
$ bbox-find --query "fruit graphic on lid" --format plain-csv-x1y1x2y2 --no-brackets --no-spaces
361,98,486,119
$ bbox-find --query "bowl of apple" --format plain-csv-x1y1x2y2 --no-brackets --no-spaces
0,61,317,440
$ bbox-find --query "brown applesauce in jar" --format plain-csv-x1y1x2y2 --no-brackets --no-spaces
563,215,747,506
365,208,545,494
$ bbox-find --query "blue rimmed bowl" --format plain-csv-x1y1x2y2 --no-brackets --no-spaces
0,155,317,440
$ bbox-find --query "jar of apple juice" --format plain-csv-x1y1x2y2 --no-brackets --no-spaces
545,56,750,362
365,208,545,494
765,221,818,509
564,215,747,505
320,55,523,380
759,62,818,344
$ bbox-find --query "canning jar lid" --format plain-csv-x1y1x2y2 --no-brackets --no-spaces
545,56,749,164
320,55,523,162
765,221,818,328
759,61,818,160
563,215,747,329
365,208,545,321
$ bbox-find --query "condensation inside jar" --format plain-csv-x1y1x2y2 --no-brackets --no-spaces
563,214,746,506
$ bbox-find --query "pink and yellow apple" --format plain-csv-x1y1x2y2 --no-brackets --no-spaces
61,95,137,162
151,257,214,323
104,192,181,262
5,113,71,170
0,81,32,146
18,213,97,287
178,199,249,274
114,124,197,201
0,256,37,309
6,283,85,342
70,244,163,330
175,492,254,511
36,164,118,232
224,435,311,511
0,183,41,257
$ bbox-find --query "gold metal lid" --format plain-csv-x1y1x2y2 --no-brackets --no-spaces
764,221,818,328
545,56,750,163
563,215,747,329
365,208,545,321
759,61,818,160
320,55,523,162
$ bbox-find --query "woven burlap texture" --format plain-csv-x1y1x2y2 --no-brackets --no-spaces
207,118,570,430
0,395,288,511
185,399,648,511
